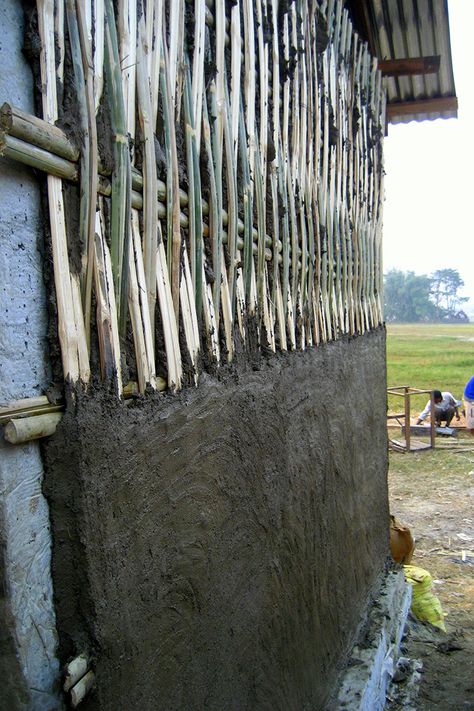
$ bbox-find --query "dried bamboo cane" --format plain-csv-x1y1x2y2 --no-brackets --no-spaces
93,0,105,109
180,243,200,375
238,100,254,308
0,103,78,161
37,0,82,381
118,0,137,141
156,235,182,389
131,211,156,389
202,90,221,328
230,0,241,159
223,70,238,312
137,16,158,335
161,27,181,320
94,210,122,389
183,59,203,317
192,0,206,151
76,1,99,346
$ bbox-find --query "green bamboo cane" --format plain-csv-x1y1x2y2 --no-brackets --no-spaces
209,81,223,321
238,101,254,304
76,1,99,350
65,2,90,289
183,57,203,319
104,0,131,337
223,70,238,313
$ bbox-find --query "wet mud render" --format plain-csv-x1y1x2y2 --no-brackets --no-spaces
43,329,390,710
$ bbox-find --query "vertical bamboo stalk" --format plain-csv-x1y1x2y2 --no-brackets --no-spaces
238,101,255,310
131,212,156,388
160,28,181,320
192,0,206,151
179,243,200,376
76,1,99,347
156,234,182,389
37,0,82,381
104,0,131,337
223,73,238,311
202,90,221,327
93,0,105,109
137,16,158,335
94,208,122,390
230,0,241,159
184,60,203,316
118,0,137,141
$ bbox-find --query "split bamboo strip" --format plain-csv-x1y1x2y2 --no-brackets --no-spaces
93,212,122,389
131,212,156,388
118,0,137,141
156,234,182,389
180,243,200,374
128,236,151,393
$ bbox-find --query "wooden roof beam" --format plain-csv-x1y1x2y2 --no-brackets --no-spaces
379,56,441,77
387,96,458,121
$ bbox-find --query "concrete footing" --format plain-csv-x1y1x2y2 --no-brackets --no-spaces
336,570,412,711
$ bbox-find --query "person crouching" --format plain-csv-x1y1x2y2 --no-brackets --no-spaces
416,389,460,427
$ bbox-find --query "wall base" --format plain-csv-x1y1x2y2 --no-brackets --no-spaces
336,570,412,711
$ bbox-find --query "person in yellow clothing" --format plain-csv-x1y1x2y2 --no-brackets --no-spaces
416,389,460,427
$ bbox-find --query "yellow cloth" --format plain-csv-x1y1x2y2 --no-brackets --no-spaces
404,565,446,632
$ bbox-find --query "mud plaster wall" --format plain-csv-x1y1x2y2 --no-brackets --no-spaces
44,329,389,711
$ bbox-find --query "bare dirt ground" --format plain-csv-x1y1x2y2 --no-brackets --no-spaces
388,432,474,710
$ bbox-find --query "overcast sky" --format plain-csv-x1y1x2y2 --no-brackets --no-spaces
383,0,474,316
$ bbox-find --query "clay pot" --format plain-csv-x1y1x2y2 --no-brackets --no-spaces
390,515,415,564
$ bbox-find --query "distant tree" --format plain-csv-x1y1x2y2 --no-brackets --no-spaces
430,269,469,321
384,269,436,323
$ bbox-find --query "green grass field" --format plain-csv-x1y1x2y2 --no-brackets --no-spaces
386,323,474,415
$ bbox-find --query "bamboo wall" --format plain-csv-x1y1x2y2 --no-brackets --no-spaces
7,0,385,393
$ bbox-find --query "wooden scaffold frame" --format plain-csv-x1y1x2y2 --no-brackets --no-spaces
387,386,436,453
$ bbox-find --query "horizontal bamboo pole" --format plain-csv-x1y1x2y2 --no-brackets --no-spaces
4,413,62,444
0,108,281,252
70,670,95,708
0,378,167,439
0,102,79,161
0,395,61,424
0,133,79,181
0,132,282,263
64,653,89,692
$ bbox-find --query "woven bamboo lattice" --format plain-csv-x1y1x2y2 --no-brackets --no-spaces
8,0,385,393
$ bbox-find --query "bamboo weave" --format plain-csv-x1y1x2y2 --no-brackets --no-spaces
31,0,385,392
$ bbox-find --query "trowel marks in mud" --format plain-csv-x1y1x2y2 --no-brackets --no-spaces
43,330,389,710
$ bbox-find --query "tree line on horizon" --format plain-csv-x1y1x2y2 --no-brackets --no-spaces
384,268,470,323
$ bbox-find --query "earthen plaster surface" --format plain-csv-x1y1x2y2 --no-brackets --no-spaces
45,329,390,711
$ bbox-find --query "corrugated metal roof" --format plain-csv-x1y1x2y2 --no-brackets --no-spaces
345,0,457,124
